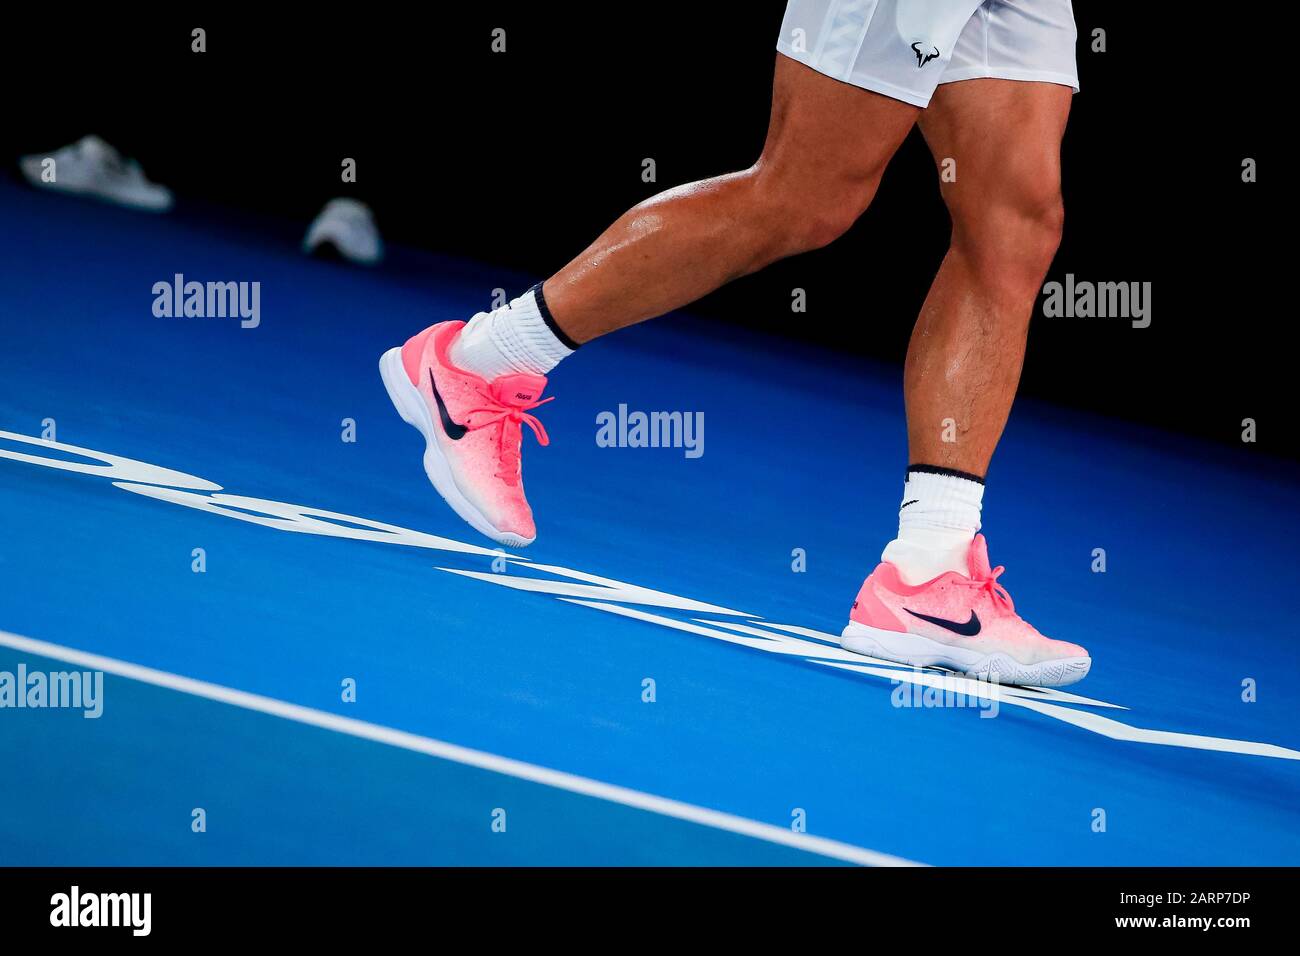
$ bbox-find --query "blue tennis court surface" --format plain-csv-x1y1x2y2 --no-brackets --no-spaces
2,177,1298,866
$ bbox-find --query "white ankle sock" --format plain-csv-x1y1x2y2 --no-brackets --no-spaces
880,467,984,585
450,283,578,380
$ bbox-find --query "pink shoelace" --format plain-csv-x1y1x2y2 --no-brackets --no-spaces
958,563,1015,612
461,388,553,484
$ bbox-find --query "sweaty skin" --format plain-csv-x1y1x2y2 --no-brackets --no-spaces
544,56,918,340
907,79,1072,474
544,54,1071,478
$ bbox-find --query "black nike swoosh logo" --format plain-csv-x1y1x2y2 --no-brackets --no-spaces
904,608,980,636
901,499,919,509
429,368,468,440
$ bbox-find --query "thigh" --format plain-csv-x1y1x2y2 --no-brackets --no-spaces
759,52,920,205
918,78,1072,219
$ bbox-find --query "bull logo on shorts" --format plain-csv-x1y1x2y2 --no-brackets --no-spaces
911,41,940,67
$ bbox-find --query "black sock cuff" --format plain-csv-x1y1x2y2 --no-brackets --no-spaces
529,282,581,351
907,463,986,485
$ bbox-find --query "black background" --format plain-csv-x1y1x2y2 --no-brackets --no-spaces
1,4,1283,457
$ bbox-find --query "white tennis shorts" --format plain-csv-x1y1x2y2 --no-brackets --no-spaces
776,0,1078,107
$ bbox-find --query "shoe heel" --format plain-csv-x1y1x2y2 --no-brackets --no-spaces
379,348,426,432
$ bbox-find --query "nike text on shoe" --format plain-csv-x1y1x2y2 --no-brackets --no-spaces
840,534,1091,687
379,321,551,547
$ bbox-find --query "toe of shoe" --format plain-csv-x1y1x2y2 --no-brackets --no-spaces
1022,637,1088,666
488,510,535,547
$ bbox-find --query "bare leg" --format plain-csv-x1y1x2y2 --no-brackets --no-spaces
543,55,919,344
906,79,1072,474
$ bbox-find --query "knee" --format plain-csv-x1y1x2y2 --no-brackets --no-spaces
1021,190,1066,266
951,180,1064,288
786,195,870,254
1014,197,1065,282
745,164,883,261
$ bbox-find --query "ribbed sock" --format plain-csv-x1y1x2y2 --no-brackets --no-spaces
450,283,578,379
880,465,985,585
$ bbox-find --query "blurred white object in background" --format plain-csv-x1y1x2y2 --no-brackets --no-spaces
303,198,384,266
19,135,174,212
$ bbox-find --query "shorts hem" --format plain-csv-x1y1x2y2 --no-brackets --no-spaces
776,43,933,107
937,67,1079,93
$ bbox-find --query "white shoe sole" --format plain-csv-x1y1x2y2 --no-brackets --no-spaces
379,347,534,548
840,620,1091,688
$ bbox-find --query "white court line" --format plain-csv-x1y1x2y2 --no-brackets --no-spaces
0,628,923,867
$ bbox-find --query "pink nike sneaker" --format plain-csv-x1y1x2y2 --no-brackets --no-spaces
841,534,1091,687
379,320,551,547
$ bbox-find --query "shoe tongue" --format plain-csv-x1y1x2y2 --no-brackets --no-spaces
967,534,992,578
491,373,547,408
